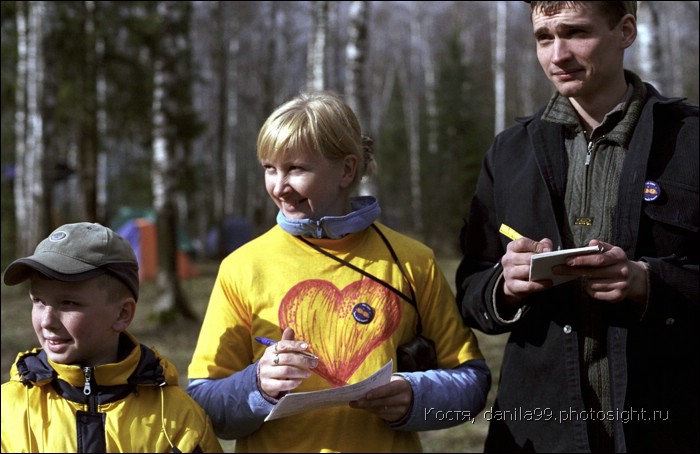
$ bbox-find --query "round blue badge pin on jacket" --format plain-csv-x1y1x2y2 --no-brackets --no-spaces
643,180,660,202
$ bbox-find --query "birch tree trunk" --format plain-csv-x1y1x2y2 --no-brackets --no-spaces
307,0,328,91
14,0,29,253
344,0,369,121
637,1,663,91
92,0,108,224
14,1,49,255
151,0,195,321
345,0,374,195
493,1,507,134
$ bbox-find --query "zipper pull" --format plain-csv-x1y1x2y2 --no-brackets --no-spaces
83,367,93,396
585,140,593,166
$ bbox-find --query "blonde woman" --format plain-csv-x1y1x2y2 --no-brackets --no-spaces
187,90,490,452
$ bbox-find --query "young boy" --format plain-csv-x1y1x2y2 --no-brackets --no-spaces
1,222,222,453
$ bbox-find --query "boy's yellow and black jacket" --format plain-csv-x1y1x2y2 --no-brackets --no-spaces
1,332,222,453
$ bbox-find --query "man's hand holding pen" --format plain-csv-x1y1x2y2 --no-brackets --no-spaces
500,232,554,307
499,224,649,309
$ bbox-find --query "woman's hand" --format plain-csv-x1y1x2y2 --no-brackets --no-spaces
257,327,318,399
349,375,413,422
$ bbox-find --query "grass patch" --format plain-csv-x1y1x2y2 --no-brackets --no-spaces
1,257,506,452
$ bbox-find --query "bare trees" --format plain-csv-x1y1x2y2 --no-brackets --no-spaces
345,1,373,195
13,1,49,256
149,1,198,320
307,1,330,91
3,0,699,289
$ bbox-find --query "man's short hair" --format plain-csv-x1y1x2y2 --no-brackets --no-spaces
526,1,637,28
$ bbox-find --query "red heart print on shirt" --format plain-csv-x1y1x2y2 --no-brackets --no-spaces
279,278,401,386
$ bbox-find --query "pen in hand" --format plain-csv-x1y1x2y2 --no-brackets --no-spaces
255,336,318,360
499,223,523,241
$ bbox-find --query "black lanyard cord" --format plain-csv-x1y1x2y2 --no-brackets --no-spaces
297,223,423,334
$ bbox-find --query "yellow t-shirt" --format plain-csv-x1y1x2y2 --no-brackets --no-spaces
189,223,482,452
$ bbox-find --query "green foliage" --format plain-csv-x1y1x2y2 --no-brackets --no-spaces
422,30,492,255
2,1,206,236
373,31,496,255
376,74,412,231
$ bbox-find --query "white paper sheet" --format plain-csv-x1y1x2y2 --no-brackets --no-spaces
529,245,603,286
264,360,393,422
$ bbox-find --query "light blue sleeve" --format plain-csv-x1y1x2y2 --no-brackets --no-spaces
390,359,491,431
186,361,273,439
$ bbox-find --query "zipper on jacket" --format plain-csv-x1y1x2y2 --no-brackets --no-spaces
576,136,604,227
584,135,606,166
585,140,594,166
83,366,98,413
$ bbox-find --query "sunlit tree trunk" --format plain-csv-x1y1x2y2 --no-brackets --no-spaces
637,1,663,91
14,0,29,253
307,0,328,91
14,1,49,255
493,1,506,134
92,0,108,224
151,0,195,322
345,0,369,121
345,0,373,195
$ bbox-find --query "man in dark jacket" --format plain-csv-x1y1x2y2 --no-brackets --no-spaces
456,1,698,452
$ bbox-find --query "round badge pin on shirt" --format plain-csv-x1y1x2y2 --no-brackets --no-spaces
352,302,374,324
643,180,660,202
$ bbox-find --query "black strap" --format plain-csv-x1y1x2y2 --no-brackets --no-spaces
297,223,423,334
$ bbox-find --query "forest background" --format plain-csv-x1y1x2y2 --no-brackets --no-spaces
1,1,698,451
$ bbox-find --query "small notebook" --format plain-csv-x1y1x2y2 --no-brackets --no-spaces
529,245,603,286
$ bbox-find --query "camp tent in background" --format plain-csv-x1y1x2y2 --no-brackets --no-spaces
205,216,253,260
116,218,199,281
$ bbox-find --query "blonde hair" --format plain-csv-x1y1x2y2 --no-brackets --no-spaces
257,90,376,188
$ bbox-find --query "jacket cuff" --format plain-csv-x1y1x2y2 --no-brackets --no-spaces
492,270,525,324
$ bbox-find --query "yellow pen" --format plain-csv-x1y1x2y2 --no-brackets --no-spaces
499,223,523,241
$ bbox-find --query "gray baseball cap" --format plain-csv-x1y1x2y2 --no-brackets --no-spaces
3,222,139,301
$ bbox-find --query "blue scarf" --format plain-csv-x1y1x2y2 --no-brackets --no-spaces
276,196,381,239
